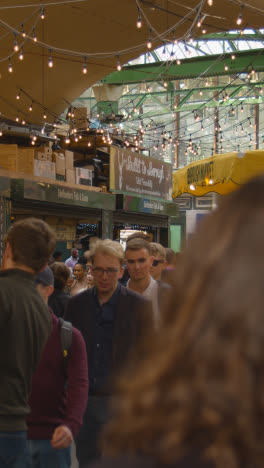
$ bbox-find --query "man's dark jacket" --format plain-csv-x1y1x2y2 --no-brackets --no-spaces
64,285,152,379
0,269,51,432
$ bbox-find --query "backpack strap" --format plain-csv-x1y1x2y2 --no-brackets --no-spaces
59,317,72,373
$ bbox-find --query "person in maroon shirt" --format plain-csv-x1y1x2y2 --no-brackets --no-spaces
27,266,89,468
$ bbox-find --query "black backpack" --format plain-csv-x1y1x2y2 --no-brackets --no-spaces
58,318,72,373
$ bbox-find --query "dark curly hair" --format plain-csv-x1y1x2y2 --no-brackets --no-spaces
103,176,264,468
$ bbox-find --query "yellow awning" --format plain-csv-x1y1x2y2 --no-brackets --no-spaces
172,150,264,197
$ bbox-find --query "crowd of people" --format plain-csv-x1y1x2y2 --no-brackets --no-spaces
1,176,264,468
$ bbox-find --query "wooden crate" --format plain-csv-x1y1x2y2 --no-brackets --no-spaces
17,148,35,175
0,144,18,171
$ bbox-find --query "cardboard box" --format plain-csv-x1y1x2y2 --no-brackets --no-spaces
34,160,56,180
17,148,35,175
66,168,75,184
0,144,18,171
35,152,47,161
73,107,87,129
75,167,92,186
64,151,74,170
52,153,65,176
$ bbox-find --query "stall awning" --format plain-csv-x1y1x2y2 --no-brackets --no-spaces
173,150,264,198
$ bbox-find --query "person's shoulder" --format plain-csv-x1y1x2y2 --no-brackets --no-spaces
120,285,148,303
69,287,93,304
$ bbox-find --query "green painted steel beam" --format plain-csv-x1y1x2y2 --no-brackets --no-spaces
196,32,264,42
101,49,264,85
77,81,264,103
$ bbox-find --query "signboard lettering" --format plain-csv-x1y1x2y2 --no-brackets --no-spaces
111,147,172,201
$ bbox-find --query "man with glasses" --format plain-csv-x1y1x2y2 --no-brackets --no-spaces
64,239,152,467
150,242,167,282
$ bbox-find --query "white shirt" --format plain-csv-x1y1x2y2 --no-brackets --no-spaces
127,275,160,326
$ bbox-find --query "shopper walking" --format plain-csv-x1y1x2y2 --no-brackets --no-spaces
65,239,152,467
0,217,55,468
27,266,88,468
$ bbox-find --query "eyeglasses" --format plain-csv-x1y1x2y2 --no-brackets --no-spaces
92,267,120,276
152,259,164,267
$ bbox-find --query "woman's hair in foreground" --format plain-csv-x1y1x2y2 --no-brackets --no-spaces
103,177,264,468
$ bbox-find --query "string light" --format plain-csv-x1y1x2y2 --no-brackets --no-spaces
43,111,47,119
19,47,24,60
65,136,70,144
136,8,142,28
236,6,244,26
13,34,19,52
22,119,26,125
15,116,19,122
116,56,122,71
147,30,152,49
48,50,53,68
32,28,37,42
29,102,33,112
40,7,45,20
82,58,87,74
21,24,26,38
16,91,20,100
231,54,236,60
8,57,13,73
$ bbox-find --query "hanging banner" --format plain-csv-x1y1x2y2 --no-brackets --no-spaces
173,150,264,197
110,147,172,201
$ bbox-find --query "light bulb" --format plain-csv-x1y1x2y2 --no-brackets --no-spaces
16,92,20,100
65,137,70,144
43,112,47,119
29,103,33,111
14,37,19,52
0,129,3,136
21,24,26,38
15,116,19,122
48,51,53,68
19,48,24,60
8,58,13,73
231,54,236,60
207,0,213,5
40,8,45,20
147,31,152,49
116,57,122,71
224,64,228,71
236,14,242,26
22,119,26,125
82,61,87,74
136,14,142,28
33,29,37,42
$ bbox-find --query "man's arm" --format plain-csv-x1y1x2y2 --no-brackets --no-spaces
61,326,89,438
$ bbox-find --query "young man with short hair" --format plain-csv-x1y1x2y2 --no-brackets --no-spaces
0,217,56,468
126,238,171,325
27,266,88,468
65,239,152,467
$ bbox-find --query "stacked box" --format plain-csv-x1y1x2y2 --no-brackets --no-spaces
34,160,56,180
73,107,87,130
0,144,18,171
75,167,93,186
35,146,52,162
66,169,75,184
52,153,66,177
17,148,35,175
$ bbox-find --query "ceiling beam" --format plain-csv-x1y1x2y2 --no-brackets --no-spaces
101,49,264,85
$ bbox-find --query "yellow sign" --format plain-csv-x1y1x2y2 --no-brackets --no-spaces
173,150,264,197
